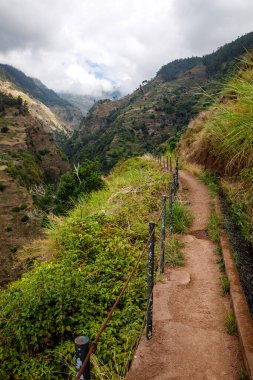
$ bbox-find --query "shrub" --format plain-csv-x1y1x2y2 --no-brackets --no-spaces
54,159,104,214
0,182,6,191
5,226,13,233
21,214,29,223
1,126,9,133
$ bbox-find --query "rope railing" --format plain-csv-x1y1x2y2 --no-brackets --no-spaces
75,155,179,380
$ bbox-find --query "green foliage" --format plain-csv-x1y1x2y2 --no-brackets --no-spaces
221,275,230,296
225,311,237,335
239,368,249,380
172,201,193,234
158,57,202,81
215,246,226,274
21,214,29,223
54,160,104,214
208,212,220,244
6,152,42,187
230,202,252,244
166,235,185,266
203,32,253,76
199,172,218,194
12,204,28,212
204,59,253,174
0,181,6,191
1,126,9,133
0,156,167,378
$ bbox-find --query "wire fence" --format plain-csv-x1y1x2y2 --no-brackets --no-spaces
75,155,179,380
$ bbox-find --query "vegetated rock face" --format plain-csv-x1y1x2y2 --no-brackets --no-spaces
0,93,70,286
66,31,253,172
0,64,83,130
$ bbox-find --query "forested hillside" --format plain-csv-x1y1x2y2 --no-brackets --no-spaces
66,32,253,172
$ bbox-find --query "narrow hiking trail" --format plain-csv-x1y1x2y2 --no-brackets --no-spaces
126,170,243,380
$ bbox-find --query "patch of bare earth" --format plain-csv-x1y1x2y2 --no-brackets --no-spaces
125,170,243,380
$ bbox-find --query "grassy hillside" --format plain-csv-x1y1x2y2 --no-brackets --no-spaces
66,32,253,172
179,57,253,244
0,156,168,379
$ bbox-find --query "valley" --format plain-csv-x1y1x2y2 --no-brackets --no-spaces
0,30,252,379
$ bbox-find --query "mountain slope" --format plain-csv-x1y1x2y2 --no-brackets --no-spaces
0,64,83,130
66,32,253,171
0,92,69,285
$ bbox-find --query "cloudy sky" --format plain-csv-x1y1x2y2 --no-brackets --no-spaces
0,0,253,96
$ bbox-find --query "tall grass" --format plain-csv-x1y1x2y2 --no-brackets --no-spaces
204,60,253,174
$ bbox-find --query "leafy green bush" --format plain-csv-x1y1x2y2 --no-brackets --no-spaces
54,160,104,214
21,214,29,223
0,181,6,191
1,126,9,133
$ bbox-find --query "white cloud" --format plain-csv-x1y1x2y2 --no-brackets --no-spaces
0,0,252,95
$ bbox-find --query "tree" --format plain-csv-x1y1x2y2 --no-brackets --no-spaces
54,160,104,214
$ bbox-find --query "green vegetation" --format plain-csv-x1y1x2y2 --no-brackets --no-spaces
0,156,168,379
225,310,237,335
208,211,220,244
0,181,6,191
5,226,13,233
11,204,28,212
158,57,202,81
166,236,185,267
1,126,9,133
21,214,29,223
180,57,253,244
172,200,193,234
199,172,218,195
34,160,104,215
6,151,42,187
239,368,249,380
215,246,226,274
221,275,230,296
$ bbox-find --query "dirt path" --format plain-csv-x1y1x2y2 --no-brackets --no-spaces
125,170,243,380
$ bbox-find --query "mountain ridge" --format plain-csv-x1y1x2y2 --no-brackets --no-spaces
65,31,253,171
0,64,83,130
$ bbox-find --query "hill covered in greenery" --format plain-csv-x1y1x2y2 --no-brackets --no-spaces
66,32,253,172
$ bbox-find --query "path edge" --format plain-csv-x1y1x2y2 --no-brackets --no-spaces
215,199,253,379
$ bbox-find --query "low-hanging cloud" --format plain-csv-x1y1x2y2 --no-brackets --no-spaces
0,0,252,95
